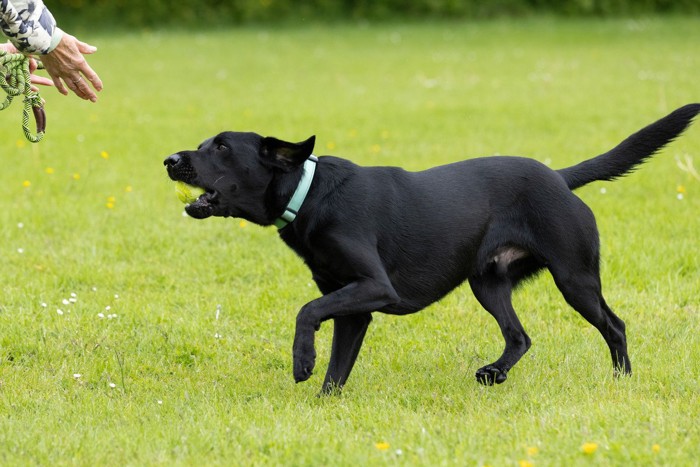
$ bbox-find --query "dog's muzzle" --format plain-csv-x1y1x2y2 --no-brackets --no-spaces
164,153,196,183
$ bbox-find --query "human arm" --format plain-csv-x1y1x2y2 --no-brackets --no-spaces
1,0,102,101
0,0,62,54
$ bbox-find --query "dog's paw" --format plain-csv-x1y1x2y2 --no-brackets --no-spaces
475,365,508,386
293,348,316,383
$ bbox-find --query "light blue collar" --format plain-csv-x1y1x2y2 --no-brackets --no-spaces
274,155,318,229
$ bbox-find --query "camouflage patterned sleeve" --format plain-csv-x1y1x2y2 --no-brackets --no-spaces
0,0,64,54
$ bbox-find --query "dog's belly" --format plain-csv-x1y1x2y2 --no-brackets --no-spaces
383,257,476,314
310,253,472,315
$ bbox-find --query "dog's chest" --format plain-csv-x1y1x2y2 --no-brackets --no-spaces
280,231,353,290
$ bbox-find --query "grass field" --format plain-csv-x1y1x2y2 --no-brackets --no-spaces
1,17,699,465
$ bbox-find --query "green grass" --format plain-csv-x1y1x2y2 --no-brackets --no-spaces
1,17,699,465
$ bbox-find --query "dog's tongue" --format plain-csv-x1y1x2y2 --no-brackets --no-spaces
184,193,214,219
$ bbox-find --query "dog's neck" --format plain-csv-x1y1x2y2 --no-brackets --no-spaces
274,155,318,229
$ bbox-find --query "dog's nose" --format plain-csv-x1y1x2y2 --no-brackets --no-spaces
164,153,182,167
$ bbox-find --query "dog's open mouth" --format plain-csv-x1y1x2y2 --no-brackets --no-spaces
164,154,220,219
185,190,219,219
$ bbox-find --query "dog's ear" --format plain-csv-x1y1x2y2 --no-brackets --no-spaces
260,135,316,171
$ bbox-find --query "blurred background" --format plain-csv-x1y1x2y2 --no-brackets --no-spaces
48,0,700,29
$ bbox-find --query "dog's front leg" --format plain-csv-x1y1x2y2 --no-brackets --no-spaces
293,278,398,384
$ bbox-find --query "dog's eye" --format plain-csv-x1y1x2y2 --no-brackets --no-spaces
216,144,228,151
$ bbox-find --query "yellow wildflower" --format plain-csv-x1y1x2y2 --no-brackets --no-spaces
100,151,109,159
22,180,31,188
581,442,598,455
375,442,390,451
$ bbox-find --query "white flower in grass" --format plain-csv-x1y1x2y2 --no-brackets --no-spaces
17,222,24,229
97,313,105,319
41,303,47,308
600,187,607,194
62,299,70,305
114,294,120,299
73,373,81,379
56,309,64,315
105,306,111,311
109,383,116,388
157,400,163,405
17,248,24,254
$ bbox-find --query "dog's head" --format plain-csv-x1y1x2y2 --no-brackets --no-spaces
164,132,315,223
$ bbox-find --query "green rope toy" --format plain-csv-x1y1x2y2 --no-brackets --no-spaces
0,50,46,143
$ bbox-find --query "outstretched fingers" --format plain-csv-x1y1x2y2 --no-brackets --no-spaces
41,34,103,102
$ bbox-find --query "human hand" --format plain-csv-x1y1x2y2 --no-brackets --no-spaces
1,42,54,91
39,34,103,102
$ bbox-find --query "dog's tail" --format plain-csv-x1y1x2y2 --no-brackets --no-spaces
558,103,700,190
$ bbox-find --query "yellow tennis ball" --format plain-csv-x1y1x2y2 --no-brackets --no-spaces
175,181,205,204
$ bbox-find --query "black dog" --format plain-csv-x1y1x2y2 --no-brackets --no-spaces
165,104,699,392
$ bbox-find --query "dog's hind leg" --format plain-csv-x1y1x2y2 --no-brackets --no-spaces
549,264,631,377
469,273,532,385
320,313,372,395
